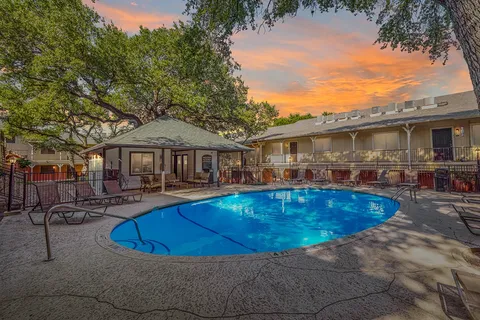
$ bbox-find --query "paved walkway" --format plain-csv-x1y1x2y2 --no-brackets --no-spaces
1,184,479,319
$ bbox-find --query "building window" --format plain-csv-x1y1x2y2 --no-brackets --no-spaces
271,142,282,154
5,136,15,143
472,124,480,146
130,152,154,175
314,138,332,152
41,148,55,154
373,132,399,150
202,155,212,171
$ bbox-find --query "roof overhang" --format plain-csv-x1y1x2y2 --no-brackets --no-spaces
81,143,252,154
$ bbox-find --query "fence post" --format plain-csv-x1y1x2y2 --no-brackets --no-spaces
7,162,14,212
22,171,27,210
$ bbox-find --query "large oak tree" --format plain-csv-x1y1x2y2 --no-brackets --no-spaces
184,0,480,107
0,0,278,162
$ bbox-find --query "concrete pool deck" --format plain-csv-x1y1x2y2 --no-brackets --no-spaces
1,184,480,319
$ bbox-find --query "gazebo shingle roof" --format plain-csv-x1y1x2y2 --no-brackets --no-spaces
82,116,252,153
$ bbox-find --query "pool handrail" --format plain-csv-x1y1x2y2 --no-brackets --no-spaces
43,204,144,261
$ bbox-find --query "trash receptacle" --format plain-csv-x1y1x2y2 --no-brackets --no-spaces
434,168,450,192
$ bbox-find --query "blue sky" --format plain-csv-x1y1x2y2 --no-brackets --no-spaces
86,0,474,116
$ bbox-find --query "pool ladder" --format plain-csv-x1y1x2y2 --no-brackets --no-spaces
391,186,418,203
43,204,144,261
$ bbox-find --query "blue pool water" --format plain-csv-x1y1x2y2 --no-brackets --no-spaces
111,189,399,256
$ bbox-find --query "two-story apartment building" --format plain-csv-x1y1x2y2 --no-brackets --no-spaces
243,90,480,168
4,136,84,174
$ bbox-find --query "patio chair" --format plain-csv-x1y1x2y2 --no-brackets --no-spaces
140,175,162,193
27,182,107,225
187,172,202,187
451,202,480,235
73,181,123,205
103,180,143,202
366,169,390,189
337,170,360,186
398,169,420,189
451,269,480,320
195,172,211,187
289,169,306,184
311,169,330,185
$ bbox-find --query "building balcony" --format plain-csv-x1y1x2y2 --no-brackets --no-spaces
252,147,480,165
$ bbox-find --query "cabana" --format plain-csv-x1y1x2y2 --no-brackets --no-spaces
82,116,251,190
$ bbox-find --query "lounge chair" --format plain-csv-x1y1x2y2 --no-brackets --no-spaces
452,202,480,235
463,194,480,205
140,175,162,193
74,181,123,205
103,180,143,202
367,169,390,189
452,269,480,319
311,169,330,185
27,182,107,225
337,170,360,186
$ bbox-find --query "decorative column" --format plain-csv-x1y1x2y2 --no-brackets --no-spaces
402,124,416,169
29,164,35,182
258,142,265,164
310,137,317,153
349,132,358,162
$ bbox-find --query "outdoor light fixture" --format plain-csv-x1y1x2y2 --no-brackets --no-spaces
454,127,464,137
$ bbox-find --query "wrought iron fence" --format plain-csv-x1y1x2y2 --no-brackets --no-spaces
0,163,26,212
220,163,480,192
23,171,107,208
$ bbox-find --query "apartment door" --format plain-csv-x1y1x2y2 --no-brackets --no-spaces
289,142,298,163
174,155,183,181
432,128,453,161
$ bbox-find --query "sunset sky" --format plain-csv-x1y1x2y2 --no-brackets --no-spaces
85,0,474,116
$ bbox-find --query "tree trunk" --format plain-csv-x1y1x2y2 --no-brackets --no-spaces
444,0,480,107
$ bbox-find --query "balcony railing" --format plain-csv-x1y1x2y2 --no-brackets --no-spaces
253,147,480,165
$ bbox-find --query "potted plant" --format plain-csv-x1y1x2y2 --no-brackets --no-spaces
453,172,475,192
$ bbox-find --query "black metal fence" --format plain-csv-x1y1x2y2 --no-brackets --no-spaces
23,171,106,208
0,163,26,212
220,163,480,192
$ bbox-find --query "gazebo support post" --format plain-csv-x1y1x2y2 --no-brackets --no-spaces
118,147,122,175
161,148,165,193
217,151,220,187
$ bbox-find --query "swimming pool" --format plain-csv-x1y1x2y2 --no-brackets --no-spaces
110,189,399,256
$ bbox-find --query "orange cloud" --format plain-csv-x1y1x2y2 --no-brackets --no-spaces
83,1,178,32
234,21,473,116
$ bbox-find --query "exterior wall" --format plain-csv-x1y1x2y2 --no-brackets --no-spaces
104,147,171,190
103,147,219,189
5,137,85,166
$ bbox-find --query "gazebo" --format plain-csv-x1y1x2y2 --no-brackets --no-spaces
81,116,251,190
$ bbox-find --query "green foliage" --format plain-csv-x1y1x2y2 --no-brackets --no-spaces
0,0,278,158
17,158,32,168
273,113,315,126
184,0,459,64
